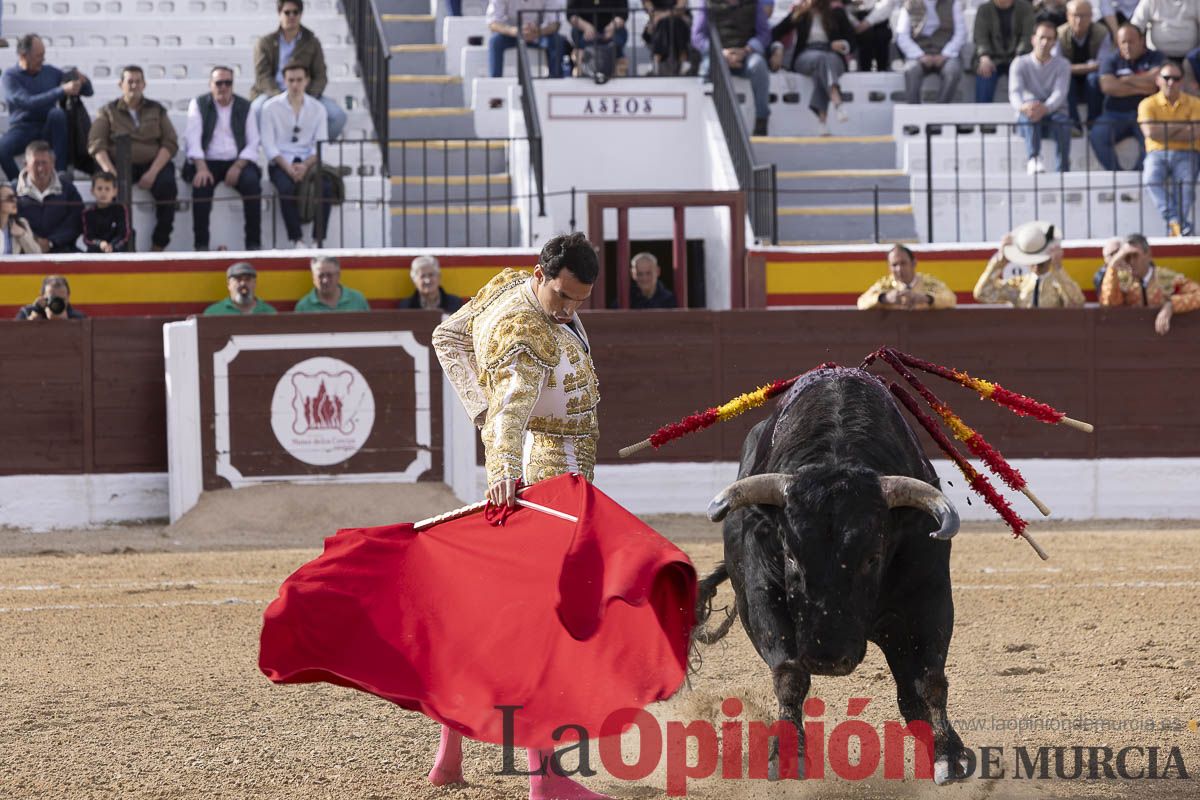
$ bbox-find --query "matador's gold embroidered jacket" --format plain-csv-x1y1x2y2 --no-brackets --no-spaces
1099,263,1200,313
432,268,599,488
856,272,957,310
972,252,1086,308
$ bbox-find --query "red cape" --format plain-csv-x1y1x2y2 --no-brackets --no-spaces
258,474,697,748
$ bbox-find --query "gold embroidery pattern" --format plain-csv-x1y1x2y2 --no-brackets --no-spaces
560,370,588,394
483,310,560,371
528,412,599,437
526,432,597,483
566,386,600,416
482,352,546,486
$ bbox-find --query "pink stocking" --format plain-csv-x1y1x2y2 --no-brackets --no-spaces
427,725,465,786
526,748,612,800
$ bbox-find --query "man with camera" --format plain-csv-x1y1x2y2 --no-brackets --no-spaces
15,274,86,320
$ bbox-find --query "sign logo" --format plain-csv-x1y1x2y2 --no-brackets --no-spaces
271,356,375,466
547,92,687,120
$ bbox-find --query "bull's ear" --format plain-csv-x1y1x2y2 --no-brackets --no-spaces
879,476,960,540
707,473,793,522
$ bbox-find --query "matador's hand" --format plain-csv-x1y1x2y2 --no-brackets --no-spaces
487,478,519,508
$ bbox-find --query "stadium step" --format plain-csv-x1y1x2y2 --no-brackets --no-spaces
389,173,512,203
383,14,437,45
388,140,510,176
776,169,910,209
752,135,897,170
389,74,465,108
776,204,918,243
376,0,434,14
388,106,476,139
390,205,523,248
389,44,447,76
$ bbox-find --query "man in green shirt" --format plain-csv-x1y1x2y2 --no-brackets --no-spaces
294,255,370,312
203,261,277,315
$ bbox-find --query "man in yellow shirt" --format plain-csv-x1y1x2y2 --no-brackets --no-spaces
857,244,957,310
1138,62,1200,236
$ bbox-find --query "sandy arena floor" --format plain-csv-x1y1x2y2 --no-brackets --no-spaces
1,484,1198,799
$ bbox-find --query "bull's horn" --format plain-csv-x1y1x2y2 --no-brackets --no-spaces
879,476,960,540
707,473,793,522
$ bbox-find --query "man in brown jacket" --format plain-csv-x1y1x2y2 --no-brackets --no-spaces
87,65,179,251
249,0,346,140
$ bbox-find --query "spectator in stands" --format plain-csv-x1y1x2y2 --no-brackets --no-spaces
567,0,629,77
693,0,775,135
400,255,465,312
0,183,41,254
895,0,967,104
15,275,86,320
1058,1,1111,130
1034,0,1068,27
1091,24,1163,171
972,0,1035,104
81,171,130,253
1098,0,1138,35
1101,233,1200,334
850,0,896,73
203,261,277,315
1092,234,1123,291
251,0,346,140
643,0,694,75
771,0,856,135
973,221,1086,307
857,243,956,309
1011,20,1072,173
15,139,82,252
486,0,567,79
185,66,263,253
0,33,93,180
1129,0,1199,62
1139,62,1200,236
629,252,678,308
448,0,463,16
295,255,370,312
88,66,179,252
261,63,334,248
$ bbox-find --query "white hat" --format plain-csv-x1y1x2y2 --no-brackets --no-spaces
1002,221,1059,266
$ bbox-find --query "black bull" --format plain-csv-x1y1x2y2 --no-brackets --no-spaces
696,366,968,782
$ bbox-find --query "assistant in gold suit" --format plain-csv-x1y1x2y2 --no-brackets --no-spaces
433,231,601,509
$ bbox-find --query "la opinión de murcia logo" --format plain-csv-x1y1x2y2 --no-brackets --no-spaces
271,356,374,466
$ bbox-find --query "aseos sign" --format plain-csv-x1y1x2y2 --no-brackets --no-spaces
547,92,687,120
271,356,375,466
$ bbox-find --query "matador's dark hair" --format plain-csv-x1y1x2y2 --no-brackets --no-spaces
539,232,599,284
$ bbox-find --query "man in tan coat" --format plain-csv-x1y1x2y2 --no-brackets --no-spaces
249,0,345,139
87,66,178,251
858,244,957,310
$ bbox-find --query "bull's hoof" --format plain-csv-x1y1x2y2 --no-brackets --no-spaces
933,754,971,785
427,766,466,787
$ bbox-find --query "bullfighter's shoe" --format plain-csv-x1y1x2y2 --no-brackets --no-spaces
427,725,465,786
527,749,612,800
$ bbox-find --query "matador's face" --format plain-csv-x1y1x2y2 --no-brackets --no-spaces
533,265,593,324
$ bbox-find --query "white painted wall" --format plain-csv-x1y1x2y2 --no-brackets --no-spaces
525,77,743,307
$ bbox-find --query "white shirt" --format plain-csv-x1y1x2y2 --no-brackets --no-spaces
896,0,966,60
185,96,261,162
260,92,328,163
1129,0,1200,58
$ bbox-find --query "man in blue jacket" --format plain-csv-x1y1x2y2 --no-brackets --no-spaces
0,34,93,180
15,140,83,252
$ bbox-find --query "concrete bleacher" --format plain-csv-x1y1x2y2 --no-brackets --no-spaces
1,0,386,249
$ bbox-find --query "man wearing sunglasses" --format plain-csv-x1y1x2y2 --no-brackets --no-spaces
1138,62,1200,236
184,67,262,251
260,62,333,247
250,0,346,141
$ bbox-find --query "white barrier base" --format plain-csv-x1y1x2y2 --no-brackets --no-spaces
0,473,169,532
4,459,1198,532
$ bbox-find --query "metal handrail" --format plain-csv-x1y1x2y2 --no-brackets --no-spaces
343,0,392,167
515,27,548,217
708,27,776,244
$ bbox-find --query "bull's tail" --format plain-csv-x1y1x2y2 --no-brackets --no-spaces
692,562,738,646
